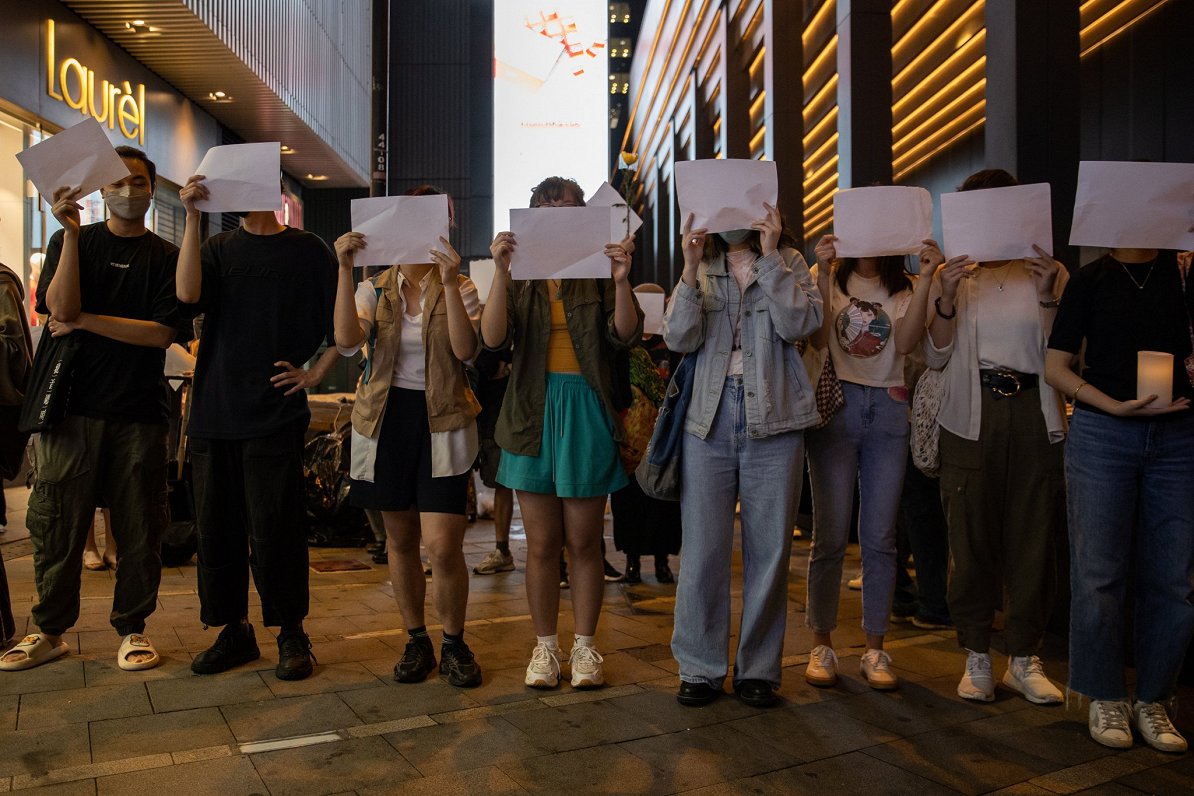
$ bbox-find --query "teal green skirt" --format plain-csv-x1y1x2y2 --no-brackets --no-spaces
497,373,628,498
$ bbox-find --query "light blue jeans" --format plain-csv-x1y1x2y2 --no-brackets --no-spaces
672,376,804,689
1066,408,1194,703
806,382,910,636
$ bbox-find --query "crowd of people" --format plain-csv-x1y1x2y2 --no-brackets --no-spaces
0,145,1190,759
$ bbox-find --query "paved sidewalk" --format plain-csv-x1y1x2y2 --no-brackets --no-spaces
0,514,1191,795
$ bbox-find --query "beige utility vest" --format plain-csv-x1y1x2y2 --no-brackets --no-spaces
351,267,481,438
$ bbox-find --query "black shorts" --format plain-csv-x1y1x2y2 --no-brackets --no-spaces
349,387,468,515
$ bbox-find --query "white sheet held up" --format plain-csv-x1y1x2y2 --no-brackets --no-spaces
675,159,778,234
1069,161,1194,251
193,142,282,212
941,183,1053,261
509,206,619,280
16,117,130,200
832,186,932,257
636,293,665,335
588,182,643,240
349,195,451,267
469,259,498,303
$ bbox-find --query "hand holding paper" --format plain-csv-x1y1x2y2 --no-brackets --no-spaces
940,183,1053,262
193,142,282,212
15,117,130,201
832,186,932,257
675,159,778,234
349,195,451,267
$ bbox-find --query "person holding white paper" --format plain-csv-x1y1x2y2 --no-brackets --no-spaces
1045,245,1194,753
482,177,642,691
1,146,177,674
665,204,822,709
176,172,341,683
802,234,939,692
333,185,485,689
924,168,1069,706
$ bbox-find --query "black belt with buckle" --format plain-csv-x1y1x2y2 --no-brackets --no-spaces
979,368,1038,398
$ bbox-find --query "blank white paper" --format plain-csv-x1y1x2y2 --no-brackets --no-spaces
15,117,130,200
832,186,932,258
588,181,643,240
350,195,451,267
1070,161,1194,250
636,292,665,335
468,259,498,303
509,206,620,280
193,142,282,212
675,159,778,234
941,183,1053,261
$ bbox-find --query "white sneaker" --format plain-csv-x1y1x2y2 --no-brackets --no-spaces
958,650,995,702
524,642,561,688
473,549,515,575
860,649,898,690
1133,701,1188,753
805,645,838,687
1002,655,1062,704
1089,700,1133,749
847,575,863,590
569,644,604,689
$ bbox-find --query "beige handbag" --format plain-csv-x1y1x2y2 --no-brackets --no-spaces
910,367,945,477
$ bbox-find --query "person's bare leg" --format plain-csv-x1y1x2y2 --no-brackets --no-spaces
83,514,103,570
562,496,607,636
420,512,468,634
383,509,426,630
101,508,116,568
517,491,565,637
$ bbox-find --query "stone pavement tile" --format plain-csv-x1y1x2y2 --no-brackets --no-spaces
0,725,91,778
262,661,384,698
89,706,234,763
986,784,1058,795
250,736,419,795
0,659,85,697
458,665,550,707
910,673,1037,717
316,636,407,665
462,639,538,673
820,678,995,736
498,743,657,794
501,699,663,753
963,707,1116,768
95,754,265,796
761,751,958,794
606,684,770,734
339,681,480,723
81,656,195,688
1111,751,1194,794
594,650,676,686
358,765,527,796
383,715,548,776
727,700,899,763
341,612,399,633
10,781,98,795
146,670,274,712
863,726,1061,795
0,694,16,730
18,683,151,730
620,721,801,792
220,693,363,742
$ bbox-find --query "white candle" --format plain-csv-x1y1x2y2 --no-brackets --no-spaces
1137,351,1173,405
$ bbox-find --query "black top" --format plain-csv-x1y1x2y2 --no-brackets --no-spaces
37,223,180,425
1048,251,1194,417
182,226,336,439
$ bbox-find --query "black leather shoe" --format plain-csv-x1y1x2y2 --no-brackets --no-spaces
439,640,482,688
624,556,642,584
191,621,260,675
655,563,675,584
372,551,389,565
276,631,315,681
394,635,436,683
677,680,720,707
734,679,778,708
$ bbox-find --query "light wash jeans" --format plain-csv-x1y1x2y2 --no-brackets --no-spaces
1066,408,1194,703
806,382,910,636
672,376,803,689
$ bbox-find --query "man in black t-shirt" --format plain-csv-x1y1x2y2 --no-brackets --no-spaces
177,173,339,682
0,147,177,673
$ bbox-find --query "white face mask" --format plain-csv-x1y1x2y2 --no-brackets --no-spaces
104,185,153,220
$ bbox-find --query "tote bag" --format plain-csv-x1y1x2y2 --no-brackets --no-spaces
17,333,80,434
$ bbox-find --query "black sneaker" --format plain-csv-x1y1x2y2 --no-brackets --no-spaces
276,631,315,681
393,635,436,683
191,622,260,675
440,640,482,688
603,559,624,582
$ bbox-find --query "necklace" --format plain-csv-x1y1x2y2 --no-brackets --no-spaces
981,262,1013,292
1120,261,1156,290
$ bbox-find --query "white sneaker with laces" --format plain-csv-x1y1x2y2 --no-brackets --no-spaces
1133,701,1188,753
805,645,838,687
569,644,604,689
861,648,898,690
1002,655,1062,704
473,549,515,575
958,649,995,702
847,575,863,590
524,642,561,688
1089,699,1133,749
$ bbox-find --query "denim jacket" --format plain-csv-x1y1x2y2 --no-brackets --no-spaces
663,247,822,439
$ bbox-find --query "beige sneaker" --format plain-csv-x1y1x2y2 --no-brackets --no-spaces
1089,699,1133,749
569,644,604,689
524,642,560,688
473,548,515,575
1002,655,1062,704
860,649,898,690
1134,701,1188,753
958,649,995,702
804,644,838,687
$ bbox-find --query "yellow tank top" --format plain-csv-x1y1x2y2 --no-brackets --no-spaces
546,297,582,373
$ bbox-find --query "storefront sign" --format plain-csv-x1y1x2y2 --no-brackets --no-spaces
45,19,145,144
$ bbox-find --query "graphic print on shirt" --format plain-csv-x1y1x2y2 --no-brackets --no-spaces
835,297,892,358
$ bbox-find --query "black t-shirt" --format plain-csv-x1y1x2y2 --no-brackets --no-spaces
36,223,180,425
182,226,336,439
1048,251,1194,417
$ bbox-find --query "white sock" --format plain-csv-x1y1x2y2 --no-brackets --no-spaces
574,634,594,649
537,634,559,651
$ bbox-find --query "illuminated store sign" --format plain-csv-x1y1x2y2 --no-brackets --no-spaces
45,19,146,144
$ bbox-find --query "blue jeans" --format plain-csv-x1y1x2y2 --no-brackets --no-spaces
806,382,909,636
672,377,803,689
1066,408,1194,703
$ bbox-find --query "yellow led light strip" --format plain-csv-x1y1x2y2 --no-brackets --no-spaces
893,4,984,99
893,33,984,117
894,77,985,157
1080,0,1171,57
893,102,985,176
